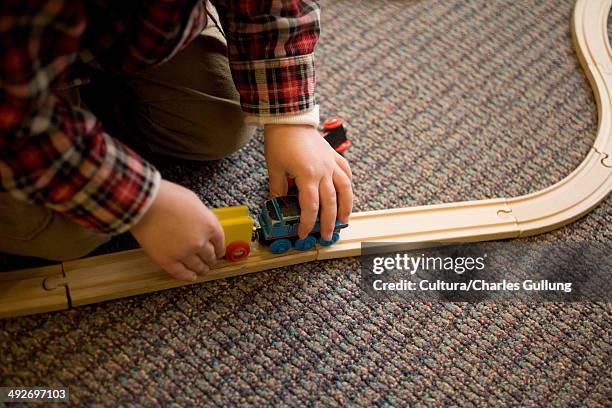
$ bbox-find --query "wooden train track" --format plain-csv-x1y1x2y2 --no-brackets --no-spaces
1,0,610,318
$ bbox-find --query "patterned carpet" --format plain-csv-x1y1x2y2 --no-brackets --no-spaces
1,0,611,405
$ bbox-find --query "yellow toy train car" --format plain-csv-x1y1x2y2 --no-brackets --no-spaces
211,205,254,261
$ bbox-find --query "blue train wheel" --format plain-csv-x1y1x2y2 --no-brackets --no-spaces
319,232,340,247
270,238,292,254
331,232,340,244
295,235,316,251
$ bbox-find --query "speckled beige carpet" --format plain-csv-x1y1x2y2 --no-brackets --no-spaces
1,0,611,405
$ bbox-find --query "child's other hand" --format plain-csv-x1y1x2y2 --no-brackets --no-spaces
130,180,225,281
264,124,353,241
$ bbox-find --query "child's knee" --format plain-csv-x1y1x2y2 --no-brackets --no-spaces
144,99,255,160
192,111,255,161
81,30,256,161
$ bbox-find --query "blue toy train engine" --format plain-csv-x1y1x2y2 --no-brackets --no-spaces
255,195,348,254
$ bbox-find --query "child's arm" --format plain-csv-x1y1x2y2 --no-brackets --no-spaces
212,0,354,239
0,1,222,281
0,2,161,237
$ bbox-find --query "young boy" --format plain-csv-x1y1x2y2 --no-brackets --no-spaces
0,0,353,281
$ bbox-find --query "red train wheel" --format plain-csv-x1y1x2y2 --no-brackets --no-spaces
225,241,251,261
323,118,343,130
335,140,352,154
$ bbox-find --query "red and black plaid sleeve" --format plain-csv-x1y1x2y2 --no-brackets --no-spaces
82,0,207,74
211,0,320,117
0,0,160,235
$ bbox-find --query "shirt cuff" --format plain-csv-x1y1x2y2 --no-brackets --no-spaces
244,105,320,128
42,133,163,236
230,54,317,116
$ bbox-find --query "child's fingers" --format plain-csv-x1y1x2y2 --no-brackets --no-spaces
167,262,198,282
318,178,337,241
295,180,319,238
183,254,207,274
209,220,226,258
198,241,217,268
268,168,288,198
335,155,352,181
333,169,353,224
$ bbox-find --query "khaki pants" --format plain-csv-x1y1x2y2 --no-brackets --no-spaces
0,9,253,261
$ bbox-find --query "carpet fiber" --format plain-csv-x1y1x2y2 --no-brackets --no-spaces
1,0,611,405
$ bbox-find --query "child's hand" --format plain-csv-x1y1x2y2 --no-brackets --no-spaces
130,180,225,281
264,124,353,241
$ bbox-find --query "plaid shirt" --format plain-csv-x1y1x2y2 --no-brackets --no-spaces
0,0,320,235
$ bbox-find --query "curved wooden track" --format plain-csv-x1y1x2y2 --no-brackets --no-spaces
1,0,610,318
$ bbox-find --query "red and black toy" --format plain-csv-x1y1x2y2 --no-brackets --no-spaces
320,117,351,154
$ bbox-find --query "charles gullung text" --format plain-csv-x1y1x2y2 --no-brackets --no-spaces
370,254,573,293
372,279,573,293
